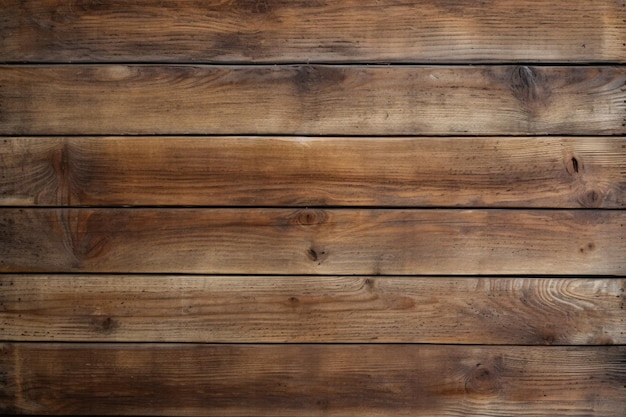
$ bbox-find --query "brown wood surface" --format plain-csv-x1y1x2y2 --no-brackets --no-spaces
2,136,625,208
0,209,624,275
1,65,624,136
1,0,625,63
1,2,624,416
1,275,623,345
1,343,624,416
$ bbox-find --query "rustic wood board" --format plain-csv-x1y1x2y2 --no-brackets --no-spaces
1,343,624,416
1,65,624,135
1,275,623,345
2,136,625,208
0,209,624,275
1,0,624,63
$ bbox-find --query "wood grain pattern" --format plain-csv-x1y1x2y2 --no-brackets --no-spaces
1,0,624,63
1,343,625,416
0,2,624,417
1,275,623,345
0,209,624,275
2,136,625,208
1,65,624,135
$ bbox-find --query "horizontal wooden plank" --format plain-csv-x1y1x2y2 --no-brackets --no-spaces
1,343,624,416
2,136,625,208
1,275,623,345
0,209,624,275
1,65,624,135
1,0,624,63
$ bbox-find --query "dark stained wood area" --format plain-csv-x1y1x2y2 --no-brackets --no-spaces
0,1,624,416
1,0,624,63
1,275,623,345
1,343,625,416
0,65,624,135
1,136,624,208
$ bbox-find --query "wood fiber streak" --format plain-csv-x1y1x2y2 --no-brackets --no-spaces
0,209,624,275
0,65,624,135
1,136,625,208
1,275,624,345
1,0,624,63
1,343,625,416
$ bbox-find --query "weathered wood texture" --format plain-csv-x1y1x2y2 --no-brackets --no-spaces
1,65,624,136
1,275,623,345
0,1,624,416
0,209,624,275
1,343,624,416
1,0,625,63
2,136,625,208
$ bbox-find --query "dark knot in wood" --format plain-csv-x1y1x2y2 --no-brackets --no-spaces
293,208,329,226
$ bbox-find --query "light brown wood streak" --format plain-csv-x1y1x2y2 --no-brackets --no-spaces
0,275,623,345
1,0,624,63
1,136,625,208
1,343,624,416
0,209,624,275
0,65,624,135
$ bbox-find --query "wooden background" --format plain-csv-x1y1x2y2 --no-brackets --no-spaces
1,0,625,415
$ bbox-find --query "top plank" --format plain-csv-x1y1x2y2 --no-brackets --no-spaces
1,0,624,64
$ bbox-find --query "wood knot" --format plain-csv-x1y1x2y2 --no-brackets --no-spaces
465,362,502,395
306,247,328,264
564,154,584,176
509,65,549,109
91,316,119,334
579,242,596,254
292,209,328,226
363,278,375,290
511,66,537,97
578,189,604,208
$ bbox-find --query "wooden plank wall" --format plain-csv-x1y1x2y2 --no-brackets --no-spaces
0,1,625,415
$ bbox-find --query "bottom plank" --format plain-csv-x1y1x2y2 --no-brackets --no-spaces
1,343,624,416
